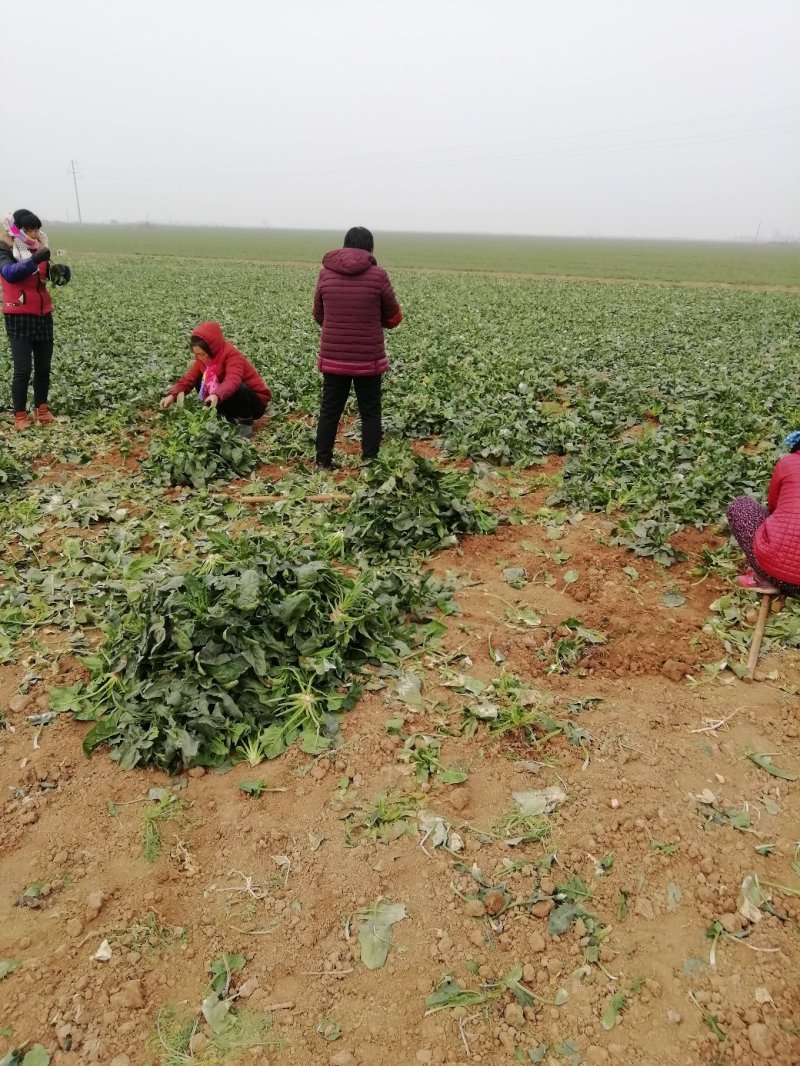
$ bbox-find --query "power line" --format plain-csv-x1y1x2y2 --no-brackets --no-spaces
79,122,800,185
79,103,800,182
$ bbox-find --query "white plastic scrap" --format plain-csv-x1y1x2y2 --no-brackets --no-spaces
92,939,113,962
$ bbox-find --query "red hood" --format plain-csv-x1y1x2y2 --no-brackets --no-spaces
192,320,226,358
322,248,377,276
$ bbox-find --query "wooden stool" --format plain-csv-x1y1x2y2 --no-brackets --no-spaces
745,592,778,681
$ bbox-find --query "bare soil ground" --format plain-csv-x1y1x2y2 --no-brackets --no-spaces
1,438,799,1066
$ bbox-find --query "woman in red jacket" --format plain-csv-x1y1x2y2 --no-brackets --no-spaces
727,431,800,595
312,227,402,469
1,209,71,430
160,321,271,438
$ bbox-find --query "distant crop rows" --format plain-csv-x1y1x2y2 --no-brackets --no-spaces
46,225,800,286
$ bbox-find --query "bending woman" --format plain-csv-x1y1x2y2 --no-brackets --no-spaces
727,431,800,596
1,209,71,429
160,321,271,438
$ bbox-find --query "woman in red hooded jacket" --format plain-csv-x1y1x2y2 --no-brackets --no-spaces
160,321,271,438
727,431,800,595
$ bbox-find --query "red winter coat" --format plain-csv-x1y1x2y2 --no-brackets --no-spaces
170,321,271,406
754,453,800,584
0,239,53,316
312,248,402,376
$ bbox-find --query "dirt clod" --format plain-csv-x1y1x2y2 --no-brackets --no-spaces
65,917,83,937
189,1033,210,1055
634,897,654,920
109,979,144,1011
85,890,105,921
747,1023,774,1059
661,659,691,682
504,1003,525,1028
483,890,505,916
586,1047,610,1065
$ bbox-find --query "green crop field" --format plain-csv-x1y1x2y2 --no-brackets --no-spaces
2,256,799,751
46,223,800,286
3,250,800,1065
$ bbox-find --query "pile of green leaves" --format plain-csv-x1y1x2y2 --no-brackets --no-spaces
74,532,447,771
143,401,257,488
0,448,31,495
341,442,496,556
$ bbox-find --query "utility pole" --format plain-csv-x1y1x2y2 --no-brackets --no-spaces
753,220,762,243
70,160,83,224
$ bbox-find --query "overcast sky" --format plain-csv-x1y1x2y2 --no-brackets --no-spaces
3,0,798,240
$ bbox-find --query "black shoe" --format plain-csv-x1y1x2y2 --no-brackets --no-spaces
315,460,335,471
237,419,254,439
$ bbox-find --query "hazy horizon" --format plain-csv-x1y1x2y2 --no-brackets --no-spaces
43,221,800,246
4,0,799,242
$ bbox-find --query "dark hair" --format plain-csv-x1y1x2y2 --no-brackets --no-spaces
189,335,211,355
13,209,42,231
343,226,374,252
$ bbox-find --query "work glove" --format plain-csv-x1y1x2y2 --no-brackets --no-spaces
48,263,72,286
31,247,51,264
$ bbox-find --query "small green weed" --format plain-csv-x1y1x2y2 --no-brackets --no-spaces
141,791,188,863
154,1004,282,1065
345,792,418,844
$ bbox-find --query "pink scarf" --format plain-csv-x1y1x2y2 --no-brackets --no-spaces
8,220,39,250
199,355,223,401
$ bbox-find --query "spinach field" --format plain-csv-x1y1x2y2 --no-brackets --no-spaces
1,253,799,1066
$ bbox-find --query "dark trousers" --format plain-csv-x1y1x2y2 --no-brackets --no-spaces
194,382,265,423
7,327,53,413
315,373,382,465
217,384,266,423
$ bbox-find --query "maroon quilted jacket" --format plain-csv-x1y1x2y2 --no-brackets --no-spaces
754,453,800,584
312,248,402,376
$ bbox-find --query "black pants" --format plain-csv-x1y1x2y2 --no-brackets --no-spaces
194,382,265,423
217,384,266,423
315,373,382,465
5,315,53,413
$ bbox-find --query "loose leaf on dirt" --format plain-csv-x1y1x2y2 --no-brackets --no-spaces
425,975,487,1013
357,901,407,970
209,953,246,994
238,780,268,797
512,785,566,816
745,751,797,780
602,989,627,1030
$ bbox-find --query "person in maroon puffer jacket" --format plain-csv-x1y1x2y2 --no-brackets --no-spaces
159,321,271,438
727,430,800,595
312,227,402,469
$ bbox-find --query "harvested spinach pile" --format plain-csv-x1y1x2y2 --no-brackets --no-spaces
0,449,31,495
75,533,448,771
143,402,257,488
342,442,496,556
